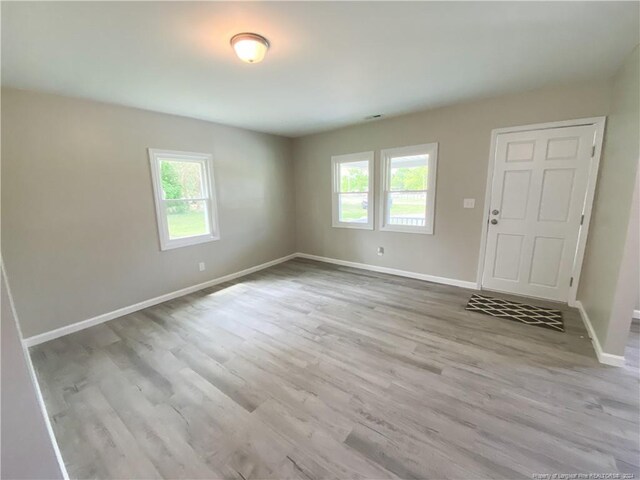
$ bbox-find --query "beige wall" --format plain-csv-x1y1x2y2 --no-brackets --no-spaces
3,76,632,344
1,88,296,337
1,266,64,479
293,81,612,282
578,46,640,356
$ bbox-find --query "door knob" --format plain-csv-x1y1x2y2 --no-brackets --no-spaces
490,219,498,225
492,209,499,215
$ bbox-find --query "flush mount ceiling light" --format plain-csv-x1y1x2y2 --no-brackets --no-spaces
230,32,270,64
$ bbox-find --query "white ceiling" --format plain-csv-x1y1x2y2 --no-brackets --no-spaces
2,2,638,137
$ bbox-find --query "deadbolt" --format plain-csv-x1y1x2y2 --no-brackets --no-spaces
490,219,498,225
492,209,499,215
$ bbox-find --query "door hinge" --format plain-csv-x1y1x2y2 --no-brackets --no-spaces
592,145,596,157
570,277,574,287
580,214,584,225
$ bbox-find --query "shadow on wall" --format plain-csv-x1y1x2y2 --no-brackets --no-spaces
1,266,66,480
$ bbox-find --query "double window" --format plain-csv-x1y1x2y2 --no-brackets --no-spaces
331,151,374,230
148,149,220,250
331,143,438,234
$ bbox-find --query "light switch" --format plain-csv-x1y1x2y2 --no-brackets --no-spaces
463,198,475,209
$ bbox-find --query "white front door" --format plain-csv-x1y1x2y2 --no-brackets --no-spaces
482,124,597,302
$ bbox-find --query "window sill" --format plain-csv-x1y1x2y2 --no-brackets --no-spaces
331,222,374,230
380,226,433,235
160,234,220,251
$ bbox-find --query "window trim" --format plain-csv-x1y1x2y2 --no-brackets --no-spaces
331,151,374,230
379,143,438,235
148,148,220,250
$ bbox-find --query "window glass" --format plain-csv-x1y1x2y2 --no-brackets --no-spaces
331,152,374,230
390,154,428,191
339,160,369,193
380,144,437,234
160,160,205,199
149,149,219,250
387,192,427,227
338,193,369,223
165,200,209,239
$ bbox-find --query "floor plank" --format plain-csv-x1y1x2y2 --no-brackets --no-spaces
31,259,640,479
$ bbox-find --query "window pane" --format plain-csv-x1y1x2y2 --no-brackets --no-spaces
160,160,205,200
339,161,369,193
165,200,209,239
390,154,428,191
338,193,369,223
387,192,427,227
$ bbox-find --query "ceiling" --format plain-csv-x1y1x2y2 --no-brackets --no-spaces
2,2,638,137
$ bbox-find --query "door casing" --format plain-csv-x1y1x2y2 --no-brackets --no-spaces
476,116,606,306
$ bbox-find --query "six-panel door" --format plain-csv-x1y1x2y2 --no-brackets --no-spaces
482,125,596,301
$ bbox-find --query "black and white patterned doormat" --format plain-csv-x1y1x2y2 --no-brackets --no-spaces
465,294,564,332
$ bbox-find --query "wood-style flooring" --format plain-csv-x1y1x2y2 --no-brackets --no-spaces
31,259,640,479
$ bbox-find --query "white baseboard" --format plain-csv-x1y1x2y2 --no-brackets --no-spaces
633,309,640,320
23,254,297,347
575,300,626,367
23,252,478,347
295,252,478,290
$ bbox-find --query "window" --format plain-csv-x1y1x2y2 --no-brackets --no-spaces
148,149,220,250
331,151,374,229
379,143,438,234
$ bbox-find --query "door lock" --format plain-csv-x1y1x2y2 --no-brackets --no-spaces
492,209,499,215
490,219,498,225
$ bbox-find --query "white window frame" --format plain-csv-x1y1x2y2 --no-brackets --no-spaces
331,151,374,230
379,143,438,234
148,148,220,250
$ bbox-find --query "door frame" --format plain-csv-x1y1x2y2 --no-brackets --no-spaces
476,116,606,306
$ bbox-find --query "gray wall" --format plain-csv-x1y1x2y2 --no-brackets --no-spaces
3,75,635,351
292,81,612,282
1,266,65,479
578,46,640,356
1,88,296,338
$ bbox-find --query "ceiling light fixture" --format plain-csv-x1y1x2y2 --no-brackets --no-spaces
230,33,270,64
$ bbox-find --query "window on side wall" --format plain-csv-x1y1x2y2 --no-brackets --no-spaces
148,149,220,250
331,151,374,230
379,143,438,234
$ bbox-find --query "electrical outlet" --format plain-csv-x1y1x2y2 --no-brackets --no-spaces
463,198,476,209
377,246,384,256
198,262,205,272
